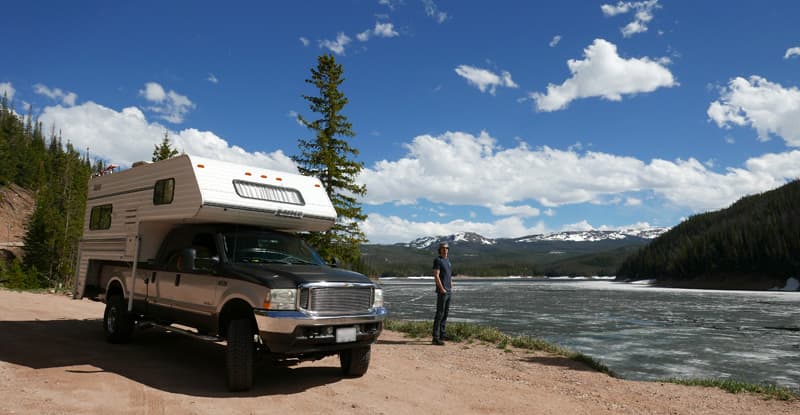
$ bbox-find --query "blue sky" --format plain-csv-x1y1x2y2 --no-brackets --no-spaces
4,1,800,243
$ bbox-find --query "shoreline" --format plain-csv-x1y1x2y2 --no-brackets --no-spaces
385,318,798,400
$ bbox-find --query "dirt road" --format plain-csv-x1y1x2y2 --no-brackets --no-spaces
0,289,796,414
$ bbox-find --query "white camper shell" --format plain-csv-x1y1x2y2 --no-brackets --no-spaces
74,154,336,299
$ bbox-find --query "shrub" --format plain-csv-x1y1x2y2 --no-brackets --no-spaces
1,259,40,290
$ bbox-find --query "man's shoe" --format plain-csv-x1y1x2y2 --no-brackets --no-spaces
432,339,445,346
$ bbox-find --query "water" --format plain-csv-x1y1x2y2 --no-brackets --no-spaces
380,277,800,389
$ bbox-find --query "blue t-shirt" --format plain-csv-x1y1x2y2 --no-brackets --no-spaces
433,256,452,293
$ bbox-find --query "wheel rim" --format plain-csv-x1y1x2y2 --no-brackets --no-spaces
107,307,117,334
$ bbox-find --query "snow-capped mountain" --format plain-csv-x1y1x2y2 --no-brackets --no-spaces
406,232,497,249
515,227,669,243
404,227,669,249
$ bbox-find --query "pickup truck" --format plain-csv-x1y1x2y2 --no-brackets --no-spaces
100,223,385,391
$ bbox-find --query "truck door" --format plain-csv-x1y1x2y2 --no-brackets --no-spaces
157,233,220,329
149,255,182,319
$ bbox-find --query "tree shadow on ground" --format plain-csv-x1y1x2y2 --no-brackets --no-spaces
0,319,349,397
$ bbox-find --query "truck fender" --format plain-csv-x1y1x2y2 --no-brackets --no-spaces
215,282,266,314
216,292,259,314
105,276,127,301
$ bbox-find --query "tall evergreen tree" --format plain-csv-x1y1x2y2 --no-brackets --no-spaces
293,54,367,265
0,93,11,184
22,130,90,288
152,130,179,161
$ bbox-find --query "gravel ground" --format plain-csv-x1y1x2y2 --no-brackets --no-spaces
0,289,797,415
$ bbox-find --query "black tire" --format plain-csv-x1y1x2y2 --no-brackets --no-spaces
339,346,371,377
103,295,134,344
226,319,255,391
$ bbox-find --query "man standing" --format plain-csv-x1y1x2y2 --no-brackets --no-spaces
432,242,452,345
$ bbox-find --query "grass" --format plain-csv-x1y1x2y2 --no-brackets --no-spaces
384,319,799,401
663,378,798,401
384,319,614,376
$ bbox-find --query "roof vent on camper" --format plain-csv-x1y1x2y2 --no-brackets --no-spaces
233,180,305,206
132,161,150,168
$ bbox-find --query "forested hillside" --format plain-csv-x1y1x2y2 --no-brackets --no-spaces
617,180,800,288
361,236,651,277
0,95,93,289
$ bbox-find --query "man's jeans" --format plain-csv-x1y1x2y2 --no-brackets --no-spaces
433,292,451,340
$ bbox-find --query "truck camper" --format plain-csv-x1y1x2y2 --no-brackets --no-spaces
74,154,385,391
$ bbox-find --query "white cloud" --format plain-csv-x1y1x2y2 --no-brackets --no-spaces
625,197,642,206
207,73,219,84
287,110,304,126
379,0,398,10
140,82,165,101
358,130,799,215
784,47,800,59
454,65,518,95
34,83,78,106
357,30,371,42
549,35,562,47
0,82,15,102
299,37,310,47
361,213,547,244
707,76,800,147
562,220,594,232
612,221,656,231
422,0,448,23
530,39,676,112
600,2,632,16
38,101,296,171
488,204,540,217
139,82,195,124
374,22,399,38
358,22,399,42
319,32,351,55
601,0,661,37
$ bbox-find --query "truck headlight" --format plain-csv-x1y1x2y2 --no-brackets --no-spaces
264,289,297,310
373,288,384,308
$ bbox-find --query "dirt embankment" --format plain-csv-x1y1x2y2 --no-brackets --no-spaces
0,184,34,261
0,184,34,239
0,289,797,415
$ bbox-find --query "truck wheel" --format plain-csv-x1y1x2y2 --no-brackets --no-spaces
103,295,134,344
226,319,254,391
340,346,371,377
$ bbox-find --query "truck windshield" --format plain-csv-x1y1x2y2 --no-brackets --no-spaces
222,230,325,266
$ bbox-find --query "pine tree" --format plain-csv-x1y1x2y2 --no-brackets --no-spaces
152,130,179,162
22,130,90,288
0,93,10,185
293,54,367,265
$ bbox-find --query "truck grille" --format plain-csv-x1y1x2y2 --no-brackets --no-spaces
299,286,373,314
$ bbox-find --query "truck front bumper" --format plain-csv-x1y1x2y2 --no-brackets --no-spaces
253,307,387,354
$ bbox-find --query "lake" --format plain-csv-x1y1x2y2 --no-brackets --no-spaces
379,277,800,390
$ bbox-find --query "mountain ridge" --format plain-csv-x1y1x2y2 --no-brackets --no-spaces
403,227,669,249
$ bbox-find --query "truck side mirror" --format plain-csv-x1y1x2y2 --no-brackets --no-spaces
180,248,197,272
329,257,340,268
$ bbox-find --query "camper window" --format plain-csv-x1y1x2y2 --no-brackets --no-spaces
153,178,175,205
89,204,113,230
